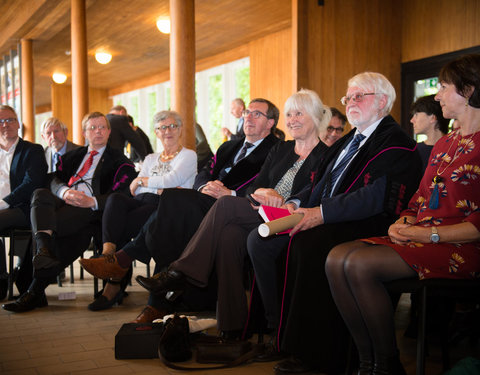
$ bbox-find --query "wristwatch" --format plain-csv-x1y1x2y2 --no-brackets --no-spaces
137,179,143,186
430,227,440,243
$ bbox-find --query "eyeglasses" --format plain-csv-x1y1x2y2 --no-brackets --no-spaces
242,110,269,119
340,93,377,106
0,118,17,126
85,125,108,131
155,123,180,132
326,126,344,134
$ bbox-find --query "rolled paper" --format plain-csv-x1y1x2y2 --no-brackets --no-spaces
258,213,304,237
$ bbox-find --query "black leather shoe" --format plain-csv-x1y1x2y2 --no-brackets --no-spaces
2,291,48,313
88,290,124,311
33,247,60,270
255,336,286,362
136,269,185,295
274,357,312,373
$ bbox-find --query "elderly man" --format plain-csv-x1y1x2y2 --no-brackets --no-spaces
0,106,47,300
80,98,280,324
222,98,246,140
107,105,147,160
320,107,347,146
41,117,79,172
246,73,423,374
2,112,136,312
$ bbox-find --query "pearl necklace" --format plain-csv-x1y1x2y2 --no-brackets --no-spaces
160,146,182,162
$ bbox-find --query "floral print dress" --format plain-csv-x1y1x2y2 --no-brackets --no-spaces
364,129,480,280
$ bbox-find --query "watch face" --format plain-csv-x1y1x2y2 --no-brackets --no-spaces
431,233,440,243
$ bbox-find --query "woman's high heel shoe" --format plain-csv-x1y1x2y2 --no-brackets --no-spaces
88,289,124,311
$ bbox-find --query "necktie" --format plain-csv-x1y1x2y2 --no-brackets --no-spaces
234,142,254,165
323,133,366,197
68,150,98,187
53,152,60,172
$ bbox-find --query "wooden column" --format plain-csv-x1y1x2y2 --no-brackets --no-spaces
20,39,34,142
71,0,88,144
170,0,195,150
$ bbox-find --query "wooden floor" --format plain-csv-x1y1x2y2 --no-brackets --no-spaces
0,260,478,375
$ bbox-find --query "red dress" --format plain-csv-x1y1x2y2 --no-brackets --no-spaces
364,130,480,280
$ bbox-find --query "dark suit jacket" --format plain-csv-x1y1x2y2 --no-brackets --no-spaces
4,138,48,218
106,114,147,160
295,115,422,224
129,127,154,163
230,117,245,141
247,140,329,196
45,140,79,173
53,145,137,210
194,133,280,197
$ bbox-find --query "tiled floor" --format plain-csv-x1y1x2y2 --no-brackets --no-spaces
0,260,478,375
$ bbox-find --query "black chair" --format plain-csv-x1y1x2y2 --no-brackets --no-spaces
0,227,32,300
385,277,480,375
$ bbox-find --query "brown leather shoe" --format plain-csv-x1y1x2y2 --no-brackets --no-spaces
79,254,128,279
130,305,166,323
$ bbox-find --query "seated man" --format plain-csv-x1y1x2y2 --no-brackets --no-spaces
2,112,136,313
41,117,79,172
0,105,48,299
80,98,280,323
319,107,347,146
245,73,423,374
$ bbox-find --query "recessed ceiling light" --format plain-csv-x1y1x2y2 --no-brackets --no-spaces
95,52,112,64
52,73,67,84
156,19,170,34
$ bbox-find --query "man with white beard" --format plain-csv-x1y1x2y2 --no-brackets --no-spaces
246,72,423,374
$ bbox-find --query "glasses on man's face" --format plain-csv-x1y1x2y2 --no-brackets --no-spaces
0,118,17,126
340,92,377,106
242,110,269,119
326,126,344,134
85,125,107,132
155,123,180,132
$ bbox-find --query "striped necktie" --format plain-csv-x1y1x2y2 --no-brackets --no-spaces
323,133,366,197
68,150,98,187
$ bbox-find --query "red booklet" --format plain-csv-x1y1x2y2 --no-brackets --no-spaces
258,205,302,236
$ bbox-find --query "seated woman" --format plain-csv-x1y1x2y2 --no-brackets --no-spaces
88,110,196,311
325,53,480,375
81,89,331,329
410,94,449,172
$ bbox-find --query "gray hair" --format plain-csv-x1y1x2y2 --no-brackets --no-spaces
41,117,67,134
0,105,17,118
284,89,332,136
153,110,183,127
347,72,396,116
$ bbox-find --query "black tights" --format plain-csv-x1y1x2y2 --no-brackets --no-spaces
325,241,416,369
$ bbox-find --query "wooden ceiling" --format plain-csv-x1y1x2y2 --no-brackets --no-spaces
0,0,291,107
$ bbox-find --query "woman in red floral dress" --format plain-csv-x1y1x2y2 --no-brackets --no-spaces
325,54,480,375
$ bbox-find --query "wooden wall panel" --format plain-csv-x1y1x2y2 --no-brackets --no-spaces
294,0,402,122
249,28,292,133
51,83,111,143
402,0,480,63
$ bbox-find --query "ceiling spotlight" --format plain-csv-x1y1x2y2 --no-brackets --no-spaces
95,52,112,64
156,19,170,34
52,73,67,84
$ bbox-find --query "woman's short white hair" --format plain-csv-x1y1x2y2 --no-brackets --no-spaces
347,72,396,116
284,89,331,136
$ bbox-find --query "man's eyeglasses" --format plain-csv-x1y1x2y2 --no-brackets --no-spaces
85,125,108,131
242,110,269,119
326,126,344,134
340,93,377,106
155,123,180,132
0,118,17,126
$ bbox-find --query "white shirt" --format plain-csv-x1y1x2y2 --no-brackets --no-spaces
135,147,197,195
0,137,19,210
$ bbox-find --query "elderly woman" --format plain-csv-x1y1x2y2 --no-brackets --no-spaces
326,54,480,375
88,110,196,311
410,94,449,171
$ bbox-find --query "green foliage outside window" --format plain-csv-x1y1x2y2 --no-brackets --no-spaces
208,74,223,150
236,66,250,104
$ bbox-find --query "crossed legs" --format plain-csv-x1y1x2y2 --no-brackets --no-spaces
325,241,416,374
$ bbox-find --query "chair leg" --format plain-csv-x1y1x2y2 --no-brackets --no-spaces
416,286,427,375
146,262,151,278
7,235,15,300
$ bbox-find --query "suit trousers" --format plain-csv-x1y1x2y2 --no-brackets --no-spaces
170,195,262,331
0,208,29,276
102,192,160,249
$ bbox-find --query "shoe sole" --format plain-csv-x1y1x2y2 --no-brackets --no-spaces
33,255,60,270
